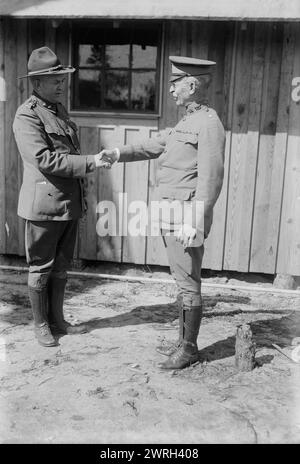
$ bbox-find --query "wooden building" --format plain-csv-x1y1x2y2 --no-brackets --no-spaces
0,1,300,276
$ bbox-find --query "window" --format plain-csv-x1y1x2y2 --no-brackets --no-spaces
71,21,162,114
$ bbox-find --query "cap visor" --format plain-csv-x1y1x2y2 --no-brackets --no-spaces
18,67,76,79
169,75,186,83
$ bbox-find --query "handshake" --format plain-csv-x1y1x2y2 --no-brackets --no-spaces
94,148,120,169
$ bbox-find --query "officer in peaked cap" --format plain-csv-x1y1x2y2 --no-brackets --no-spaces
13,47,108,347
169,55,216,82
98,55,225,370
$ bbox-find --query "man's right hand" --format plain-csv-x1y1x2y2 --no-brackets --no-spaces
94,148,120,168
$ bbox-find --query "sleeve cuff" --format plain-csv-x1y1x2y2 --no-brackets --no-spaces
86,155,96,173
114,147,120,161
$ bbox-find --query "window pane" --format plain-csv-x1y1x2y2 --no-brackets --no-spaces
77,70,101,109
131,71,156,111
132,45,157,68
79,45,103,67
105,71,129,109
72,22,161,113
106,45,130,68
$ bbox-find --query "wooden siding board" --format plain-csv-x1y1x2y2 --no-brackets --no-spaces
122,128,149,264
216,23,239,271
277,23,300,275
78,126,99,260
271,24,297,275
202,24,236,270
224,24,253,271
145,129,169,266
16,19,28,256
0,18,6,253
188,21,210,59
203,22,233,270
159,20,184,130
96,126,124,262
221,22,237,130
4,18,19,254
146,168,169,266
250,24,284,273
208,22,227,117
27,19,45,97
55,21,70,109
28,19,45,52
202,141,230,270
45,19,56,52
224,23,265,272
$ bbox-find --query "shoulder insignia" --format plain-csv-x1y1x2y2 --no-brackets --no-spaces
26,97,38,110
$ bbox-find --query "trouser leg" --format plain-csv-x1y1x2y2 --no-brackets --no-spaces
159,234,204,369
155,233,184,355
25,220,80,344
47,220,87,335
25,220,63,346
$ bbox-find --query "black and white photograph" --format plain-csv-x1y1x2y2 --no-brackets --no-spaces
0,0,299,447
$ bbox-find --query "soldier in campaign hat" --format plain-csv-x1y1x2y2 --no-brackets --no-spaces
99,56,225,369
13,47,107,347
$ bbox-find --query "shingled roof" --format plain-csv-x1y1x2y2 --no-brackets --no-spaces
0,0,299,21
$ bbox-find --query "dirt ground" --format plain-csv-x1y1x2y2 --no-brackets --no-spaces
0,259,300,444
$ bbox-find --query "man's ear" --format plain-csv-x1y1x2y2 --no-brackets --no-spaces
33,78,41,91
189,80,196,95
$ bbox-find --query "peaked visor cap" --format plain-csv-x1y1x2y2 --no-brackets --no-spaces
169,56,216,82
19,46,75,78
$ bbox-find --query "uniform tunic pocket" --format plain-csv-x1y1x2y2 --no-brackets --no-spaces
174,131,198,145
44,123,74,154
33,182,68,216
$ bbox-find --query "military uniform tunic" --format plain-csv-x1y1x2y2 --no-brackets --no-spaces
119,102,225,237
13,92,95,221
118,102,225,306
13,92,96,287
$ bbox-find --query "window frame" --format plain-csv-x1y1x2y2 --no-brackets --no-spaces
69,19,164,119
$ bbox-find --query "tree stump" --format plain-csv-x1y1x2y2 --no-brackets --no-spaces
235,324,256,371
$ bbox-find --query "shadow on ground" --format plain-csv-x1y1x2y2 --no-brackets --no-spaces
198,312,300,365
0,289,250,326
83,304,300,366
1,271,299,368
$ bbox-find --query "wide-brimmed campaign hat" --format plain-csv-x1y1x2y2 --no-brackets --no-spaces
169,56,216,83
19,46,75,78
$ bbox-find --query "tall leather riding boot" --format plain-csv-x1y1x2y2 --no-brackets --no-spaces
28,286,57,347
159,305,202,369
48,276,87,335
156,303,183,356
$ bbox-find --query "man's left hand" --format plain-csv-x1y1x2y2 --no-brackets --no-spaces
175,224,203,248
